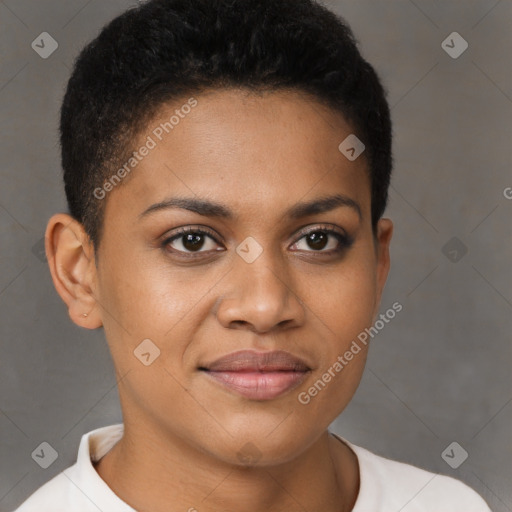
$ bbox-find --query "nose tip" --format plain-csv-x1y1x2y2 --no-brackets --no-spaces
214,263,306,334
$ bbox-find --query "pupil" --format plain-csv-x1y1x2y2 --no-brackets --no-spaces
183,233,204,251
308,232,327,250
180,232,329,252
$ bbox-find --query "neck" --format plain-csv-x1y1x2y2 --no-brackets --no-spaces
94,421,360,512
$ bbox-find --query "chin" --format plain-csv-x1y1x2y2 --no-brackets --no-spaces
200,424,316,468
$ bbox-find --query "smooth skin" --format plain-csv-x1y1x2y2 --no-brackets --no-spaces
46,88,393,512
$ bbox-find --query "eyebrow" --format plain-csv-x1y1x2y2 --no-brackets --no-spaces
138,193,362,221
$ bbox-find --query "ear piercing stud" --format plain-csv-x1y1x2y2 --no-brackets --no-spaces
82,313,88,318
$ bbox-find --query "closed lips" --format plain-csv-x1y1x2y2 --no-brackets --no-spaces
200,349,311,372
199,350,311,400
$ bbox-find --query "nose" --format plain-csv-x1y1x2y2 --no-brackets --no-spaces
215,253,306,334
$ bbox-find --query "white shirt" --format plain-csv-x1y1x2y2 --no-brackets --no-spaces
13,423,491,512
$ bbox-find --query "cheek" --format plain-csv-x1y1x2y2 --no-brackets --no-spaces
299,255,377,347
98,249,193,329
329,274,376,342
292,268,376,427
96,249,218,377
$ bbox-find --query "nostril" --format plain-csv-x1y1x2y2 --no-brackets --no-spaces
231,320,249,328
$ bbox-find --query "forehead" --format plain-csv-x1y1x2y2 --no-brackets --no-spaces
104,88,371,224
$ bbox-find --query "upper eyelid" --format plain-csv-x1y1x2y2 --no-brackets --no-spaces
294,223,348,239
164,224,349,250
164,225,221,242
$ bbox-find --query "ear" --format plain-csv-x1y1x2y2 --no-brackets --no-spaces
372,218,393,320
45,213,102,329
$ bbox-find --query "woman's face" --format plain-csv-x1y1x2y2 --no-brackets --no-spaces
92,88,392,465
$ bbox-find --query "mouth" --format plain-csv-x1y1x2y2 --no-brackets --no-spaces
199,350,311,400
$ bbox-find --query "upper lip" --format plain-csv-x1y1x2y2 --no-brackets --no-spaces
200,350,311,372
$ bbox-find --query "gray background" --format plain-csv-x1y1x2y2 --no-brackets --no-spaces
1,0,510,510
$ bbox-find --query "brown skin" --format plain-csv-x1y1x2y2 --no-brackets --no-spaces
46,88,393,512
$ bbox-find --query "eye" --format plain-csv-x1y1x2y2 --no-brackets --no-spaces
162,226,223,256
290,225,353,254
161,224,353,258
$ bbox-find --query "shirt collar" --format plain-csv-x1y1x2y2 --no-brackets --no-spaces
63,423,136,511
67,424,370,512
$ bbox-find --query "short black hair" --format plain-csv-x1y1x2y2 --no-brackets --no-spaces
60,0,393,249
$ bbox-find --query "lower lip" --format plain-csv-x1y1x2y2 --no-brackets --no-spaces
203,370,309,400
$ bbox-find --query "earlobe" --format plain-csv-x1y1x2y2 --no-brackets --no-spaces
45,214,103,329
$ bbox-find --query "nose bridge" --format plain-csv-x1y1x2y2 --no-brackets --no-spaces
242,250,289,304
216,244,305,333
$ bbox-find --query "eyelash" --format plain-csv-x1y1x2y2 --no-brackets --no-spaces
161,224,353,259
